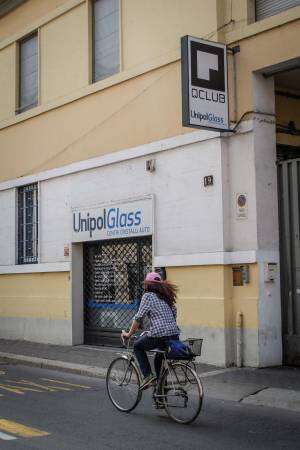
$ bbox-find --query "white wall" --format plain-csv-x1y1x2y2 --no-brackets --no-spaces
0,188,15,265
225,131,258,251
0,131,260,266
40,176,71,263
38,132,258,263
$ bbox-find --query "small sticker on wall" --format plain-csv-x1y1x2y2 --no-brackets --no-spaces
236,193,248,219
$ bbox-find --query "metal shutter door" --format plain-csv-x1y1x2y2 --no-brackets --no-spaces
93,0,119,82
19,34,38,113
256,0,300,21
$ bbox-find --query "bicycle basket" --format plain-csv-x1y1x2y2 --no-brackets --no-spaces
182,338,203,357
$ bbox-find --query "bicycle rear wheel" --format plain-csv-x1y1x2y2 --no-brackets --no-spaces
106,357,141,412
161,362,203,424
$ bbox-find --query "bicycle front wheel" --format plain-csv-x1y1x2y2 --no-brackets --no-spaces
161,362,203,424
106,357,141,412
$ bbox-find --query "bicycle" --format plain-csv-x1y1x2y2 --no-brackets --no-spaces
106,336,204,424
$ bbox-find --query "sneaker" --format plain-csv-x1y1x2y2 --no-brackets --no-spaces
139,374,156,391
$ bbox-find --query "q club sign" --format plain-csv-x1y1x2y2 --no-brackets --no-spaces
71,197,153,242
181,35,229,131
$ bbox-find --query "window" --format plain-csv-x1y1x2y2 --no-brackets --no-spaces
18,184,38,264
256,0,300,21
17,33,38,114
92,0,119,82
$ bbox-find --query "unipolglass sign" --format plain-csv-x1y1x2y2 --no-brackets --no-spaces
181,36,229,131
71,197,153,242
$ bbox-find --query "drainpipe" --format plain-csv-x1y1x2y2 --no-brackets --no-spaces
228,45,240,123
236,312,243,368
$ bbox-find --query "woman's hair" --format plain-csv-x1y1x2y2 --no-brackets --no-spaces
144,280,178,308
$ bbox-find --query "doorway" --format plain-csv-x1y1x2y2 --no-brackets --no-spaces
83,236,152,346
278,154,300,365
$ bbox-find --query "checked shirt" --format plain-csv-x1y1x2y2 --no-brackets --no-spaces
134,292,180,337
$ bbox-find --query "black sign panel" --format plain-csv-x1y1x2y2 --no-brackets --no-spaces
181,35,229,131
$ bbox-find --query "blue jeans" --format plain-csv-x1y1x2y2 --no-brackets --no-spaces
134,334,179,378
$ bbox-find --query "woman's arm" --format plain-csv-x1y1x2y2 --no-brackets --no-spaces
122,320,139,339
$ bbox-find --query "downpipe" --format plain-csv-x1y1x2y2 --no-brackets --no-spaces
236,312,243,368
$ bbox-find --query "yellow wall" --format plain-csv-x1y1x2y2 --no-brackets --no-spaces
0,0,300,183
40,2,89,104
0,0,71,42
123,0,218,71
230,20,300,118
167,264,259,331
0,272,70,320
0,44,15,122
0,61,186,181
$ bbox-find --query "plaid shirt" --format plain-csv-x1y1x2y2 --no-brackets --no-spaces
134,292,180,337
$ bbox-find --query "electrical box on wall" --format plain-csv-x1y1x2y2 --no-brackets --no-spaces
154,267,166,280
264,262,277,282
232,265,250,286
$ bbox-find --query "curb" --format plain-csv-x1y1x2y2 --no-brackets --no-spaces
0,352,107,379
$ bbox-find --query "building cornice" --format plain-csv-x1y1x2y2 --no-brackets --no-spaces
0,121,253,192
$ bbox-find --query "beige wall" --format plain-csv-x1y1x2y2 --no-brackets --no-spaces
0,0,71,42
123,0,218,71
0,0,300,183
230,19,300,118
0,61,187,182
167,264,259,366
40,2,89,104
167,264,259,331
0,272,70,320
0,44,15,122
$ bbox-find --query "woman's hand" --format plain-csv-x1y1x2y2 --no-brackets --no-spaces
121,330,130,339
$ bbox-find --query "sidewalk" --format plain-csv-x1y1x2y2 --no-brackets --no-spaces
0,338,300,414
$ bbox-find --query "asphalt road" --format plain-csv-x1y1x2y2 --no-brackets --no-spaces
0,363,299,450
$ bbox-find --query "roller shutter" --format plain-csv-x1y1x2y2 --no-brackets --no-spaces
256,0,300,21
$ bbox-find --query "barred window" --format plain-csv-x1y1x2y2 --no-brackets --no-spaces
18,184,38,264
93,0,119,82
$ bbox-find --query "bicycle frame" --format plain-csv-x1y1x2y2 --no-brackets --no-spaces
120,336,196,406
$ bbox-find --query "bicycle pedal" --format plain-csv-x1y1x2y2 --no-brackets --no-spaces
153,402,165,410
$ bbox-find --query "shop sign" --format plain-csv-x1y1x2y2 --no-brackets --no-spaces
181,35,229,131
71,197,153,242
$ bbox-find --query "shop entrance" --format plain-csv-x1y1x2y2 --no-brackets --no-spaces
83,236,152,346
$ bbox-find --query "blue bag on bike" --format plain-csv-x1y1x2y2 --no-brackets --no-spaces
167,339,194,360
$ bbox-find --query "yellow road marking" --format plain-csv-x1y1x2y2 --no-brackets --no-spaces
0,419,49,438
41,378,91,389
0,384,25,395
17,380,71,392
4,381,43,393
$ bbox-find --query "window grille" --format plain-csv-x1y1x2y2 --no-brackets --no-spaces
256,0,300,21
18,183,38,264
17,32,38,114
93,0,119,82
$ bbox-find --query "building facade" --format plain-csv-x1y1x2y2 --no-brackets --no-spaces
0,0,300,367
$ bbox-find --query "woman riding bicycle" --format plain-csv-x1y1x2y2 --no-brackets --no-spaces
121,272,180,390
